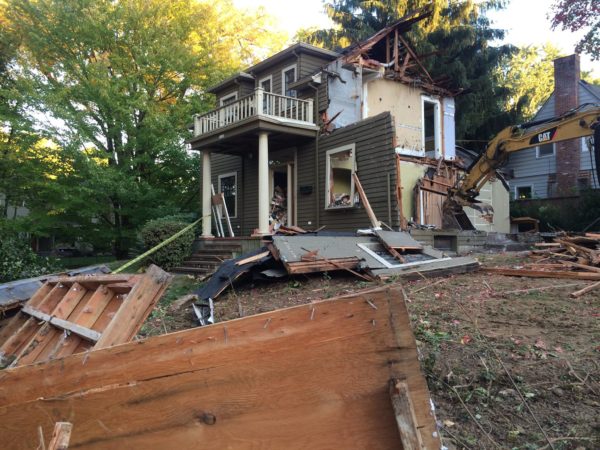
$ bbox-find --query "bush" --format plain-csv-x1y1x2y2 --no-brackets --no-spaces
0,229,59,282
140,217,195,270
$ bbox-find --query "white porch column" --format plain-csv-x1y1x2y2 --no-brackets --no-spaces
201,150,213,238
257,131,270,235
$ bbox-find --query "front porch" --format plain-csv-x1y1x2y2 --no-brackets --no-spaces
190,88,318,237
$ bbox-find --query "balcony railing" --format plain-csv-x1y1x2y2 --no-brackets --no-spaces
194,88,315,136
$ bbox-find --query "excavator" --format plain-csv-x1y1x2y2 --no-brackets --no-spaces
443,103,600,230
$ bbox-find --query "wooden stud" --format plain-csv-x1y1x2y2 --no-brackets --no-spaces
47,422,72,450
570,280,600,298
389,379,423,450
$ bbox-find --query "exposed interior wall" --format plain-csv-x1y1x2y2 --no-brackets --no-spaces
398,161,427,222
366,79,423,153
326,61,362,128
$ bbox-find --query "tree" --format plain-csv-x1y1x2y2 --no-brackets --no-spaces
3,0,284,257
551,0,599,61
496,44,564,121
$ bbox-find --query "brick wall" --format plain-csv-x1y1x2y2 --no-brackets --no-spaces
554,54,580,196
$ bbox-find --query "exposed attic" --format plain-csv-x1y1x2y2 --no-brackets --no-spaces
341,8,456,97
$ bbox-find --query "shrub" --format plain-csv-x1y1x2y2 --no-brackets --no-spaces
0,229,59,282
140,217,195,270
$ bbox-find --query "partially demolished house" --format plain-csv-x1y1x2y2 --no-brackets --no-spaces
189,9,509,238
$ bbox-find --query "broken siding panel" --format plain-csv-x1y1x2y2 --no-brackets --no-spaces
318,113,396,231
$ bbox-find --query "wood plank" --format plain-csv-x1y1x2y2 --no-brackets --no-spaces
570,280,600,298
94,265,171,349
47,422,73,450
483,267,600,280
389,379,423,450
286,257,361,274
20,306,102,342
235,251,271,266
0,287,439,450
46,275,131,285
352,172,380,228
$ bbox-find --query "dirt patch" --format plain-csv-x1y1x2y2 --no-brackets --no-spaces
142,252,599,449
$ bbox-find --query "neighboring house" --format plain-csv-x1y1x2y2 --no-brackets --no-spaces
0,193,29,220
189,10,508,236
504,54,600,201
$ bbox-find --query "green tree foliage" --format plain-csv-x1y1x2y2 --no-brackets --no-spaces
0,226,59,282
2,0,284,257
496,44,564,121
140,216,195,271
299,1,514,149
551,0,599,61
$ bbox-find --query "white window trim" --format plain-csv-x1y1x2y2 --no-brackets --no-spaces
536,143,555,158
325,143,356,210
421,95,441,158
218,172,238,218
515,184,534,200
219,92,238,106
259,75,273,92
281,64,297,96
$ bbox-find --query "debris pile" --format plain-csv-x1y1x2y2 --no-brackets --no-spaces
484,232,600,297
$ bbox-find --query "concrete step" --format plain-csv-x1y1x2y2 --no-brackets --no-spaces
200,243,243,251
184,257,226,265
190,251,234,259
179,262,221,269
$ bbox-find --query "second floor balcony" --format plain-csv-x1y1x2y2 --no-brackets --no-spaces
193,88,315,139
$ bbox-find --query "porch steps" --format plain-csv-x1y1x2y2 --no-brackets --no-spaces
171,243,243,276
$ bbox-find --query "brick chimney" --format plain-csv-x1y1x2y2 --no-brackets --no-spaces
554,54,580,196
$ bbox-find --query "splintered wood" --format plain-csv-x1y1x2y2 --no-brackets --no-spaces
0,265,171,368
0,287,440,450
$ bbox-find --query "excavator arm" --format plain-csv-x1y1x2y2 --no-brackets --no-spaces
443,104,600,230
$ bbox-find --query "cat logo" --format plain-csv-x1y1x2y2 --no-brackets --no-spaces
529,126,557,145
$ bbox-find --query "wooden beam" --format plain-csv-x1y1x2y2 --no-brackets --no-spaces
389,379,423,450
395,155,407,230
47,422,73,450
20,305,102,342
397,34,434,83
235,251,271,266
352,172,380,228
483,267,600,281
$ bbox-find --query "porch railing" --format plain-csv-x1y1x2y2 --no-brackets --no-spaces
194,88,314,136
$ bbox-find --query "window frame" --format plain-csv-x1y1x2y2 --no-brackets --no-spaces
217,172,238,218
582,136,591,152
535,143,555,158
515,184,534,200
325,143,356,210
421,95,441,158
219,92,238,107
259,75,273,93
281,64,297,97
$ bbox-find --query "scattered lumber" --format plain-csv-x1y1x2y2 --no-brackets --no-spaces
483,268,600,281
235,250,270,266
0,287,440,450
286,257,361,274
0,265,171,367
352,172,381,228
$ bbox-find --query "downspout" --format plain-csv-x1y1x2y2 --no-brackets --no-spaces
308,81,320,228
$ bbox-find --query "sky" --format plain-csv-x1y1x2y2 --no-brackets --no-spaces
232,0,599,76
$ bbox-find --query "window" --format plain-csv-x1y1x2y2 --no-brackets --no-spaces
515,185,533,200
219,92,238,106
259,75,272,93
259,75,273,114
582,136,593,152
282,64,297,97
547,174,557,197
218,172,237,218
422,96,441,158
325,144,356,209
577,172,591,191
536,143,554,158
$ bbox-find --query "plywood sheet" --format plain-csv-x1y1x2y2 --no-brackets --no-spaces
375,230,423,250
0,287,441,450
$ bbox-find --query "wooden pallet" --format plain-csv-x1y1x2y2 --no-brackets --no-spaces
0,286,440,450
0,265,171,368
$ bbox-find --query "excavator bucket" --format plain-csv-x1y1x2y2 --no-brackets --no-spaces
442,198,494,231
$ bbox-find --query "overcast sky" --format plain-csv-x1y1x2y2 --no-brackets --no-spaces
232,0,599,76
